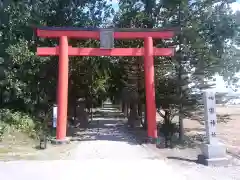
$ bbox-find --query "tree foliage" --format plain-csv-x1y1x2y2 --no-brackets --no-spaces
0,0,239,138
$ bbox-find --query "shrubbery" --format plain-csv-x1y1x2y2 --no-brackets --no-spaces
0,109,42,139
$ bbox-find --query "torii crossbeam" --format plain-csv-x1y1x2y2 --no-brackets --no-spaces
36,27,175,143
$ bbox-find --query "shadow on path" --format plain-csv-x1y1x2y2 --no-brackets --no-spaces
67,109,139,146
167,156,197,163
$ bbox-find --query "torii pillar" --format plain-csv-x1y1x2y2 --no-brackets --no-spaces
144,37,157,140
56,36,69,141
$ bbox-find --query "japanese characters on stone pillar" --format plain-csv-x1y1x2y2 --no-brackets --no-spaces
198,91,228,166
203,91,218,145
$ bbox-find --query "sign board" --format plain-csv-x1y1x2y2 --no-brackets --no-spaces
53,105,57,128
203,91,218,144
100,28,114,49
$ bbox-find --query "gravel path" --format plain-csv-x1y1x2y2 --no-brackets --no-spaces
161,148,240,180
67,108,160,160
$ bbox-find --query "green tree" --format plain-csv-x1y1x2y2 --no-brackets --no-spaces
0,0,115,132
113,0,239,138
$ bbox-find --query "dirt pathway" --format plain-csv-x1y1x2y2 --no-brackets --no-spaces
67,108,160,160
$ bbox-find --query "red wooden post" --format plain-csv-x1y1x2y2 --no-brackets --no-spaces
56,36,69,140
144,37,157,139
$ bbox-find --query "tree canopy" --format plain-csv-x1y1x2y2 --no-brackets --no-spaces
0,0,239,137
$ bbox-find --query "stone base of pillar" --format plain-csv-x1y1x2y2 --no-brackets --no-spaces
146,137,156,144
197,143,229,166
51,137,71,145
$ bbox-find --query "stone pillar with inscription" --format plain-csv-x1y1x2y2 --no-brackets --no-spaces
197,91,228,166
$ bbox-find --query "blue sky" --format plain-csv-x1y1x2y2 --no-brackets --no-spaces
231,0,240,12
107,0,240,94
107,0,118,10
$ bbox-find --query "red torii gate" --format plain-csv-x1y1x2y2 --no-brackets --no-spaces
36,27,175,143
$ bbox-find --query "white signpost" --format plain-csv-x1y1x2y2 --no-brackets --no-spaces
53,105,57,128
50,104,70,145
198,91,228,166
